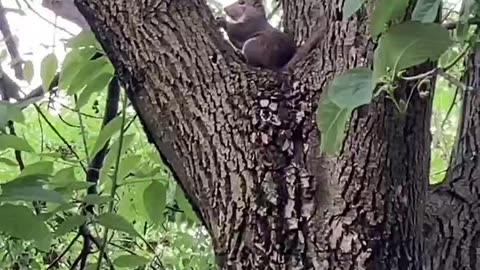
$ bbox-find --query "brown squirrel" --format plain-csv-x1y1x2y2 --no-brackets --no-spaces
217,0,325,71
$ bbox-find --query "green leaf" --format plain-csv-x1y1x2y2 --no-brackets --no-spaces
2,174,50,189
316,96,351,154
59,48,95,90
102,134,135,169
54,214,87,236
327,68,374,109
0,102,25,128
89,116,123,158
175,185,197,222
114,254,150,268
82,194,112,205
343,0,367,21
18,161,54,177
0,204,51,251
0,134,34,152
373,21,452,82
0,157,17,166
40,53,58,92
370,0,409,36
23,60,34,84
84,264,97,270
39,202,77,220
52,182,95,194
143,181,166,225
0,185,65,203
412,0,441,23
52,166,78,184
66,56,111,95
96,213,138,237
117,155,143,181
0,100,27,127
66,30,99,49
76,72,113,109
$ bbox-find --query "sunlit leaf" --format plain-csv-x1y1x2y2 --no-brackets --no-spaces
2,174,50,189
82,194,112,205
143,181,166,225
0,204,52,251
52,166,78,184
76,72,113,109
23,60,34,84
175,185,197,222
117,155,143,181
0,186,65,203
66,57,111,95
40,53,58,92
66,30,99,49
89,116,123,158
59,48,96,90
373,21,452,82
19,161,54,177
96,213,138,237
114,254,150,268
0,134,34,152
54,214,87,236
0,157,17,166
101,134,136,177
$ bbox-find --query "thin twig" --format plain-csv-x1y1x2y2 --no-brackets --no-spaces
58,114,81,128
267,2,281,20
441,85,460,129
34,104,87,173
88,234,115,270
46,233,81,270
0,1,23,79
7,121,24,171
75,95,90,163
59,103,103,119
21,0,75,36
443,17,480,30
96,89,127,270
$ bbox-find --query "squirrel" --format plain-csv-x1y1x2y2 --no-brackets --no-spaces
216,0,325,71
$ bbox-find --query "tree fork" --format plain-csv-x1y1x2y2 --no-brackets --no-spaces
74,0,435,269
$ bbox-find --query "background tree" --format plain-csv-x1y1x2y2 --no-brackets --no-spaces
0,0,477,269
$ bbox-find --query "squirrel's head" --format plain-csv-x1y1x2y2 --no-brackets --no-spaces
224,0,266,23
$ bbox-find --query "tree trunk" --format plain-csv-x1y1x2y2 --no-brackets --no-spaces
72,0,478,269
424,44,480,270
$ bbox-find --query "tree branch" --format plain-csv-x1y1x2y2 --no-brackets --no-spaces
0,1,23,80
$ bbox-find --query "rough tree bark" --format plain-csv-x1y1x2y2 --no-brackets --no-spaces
424,44,480,270
63,0,479,269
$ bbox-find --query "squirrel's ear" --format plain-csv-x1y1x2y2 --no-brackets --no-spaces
248,0,266,9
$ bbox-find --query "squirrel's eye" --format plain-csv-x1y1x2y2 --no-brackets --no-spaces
238,0,245,5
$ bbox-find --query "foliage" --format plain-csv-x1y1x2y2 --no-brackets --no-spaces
317,0,466,166
0,23,214,270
